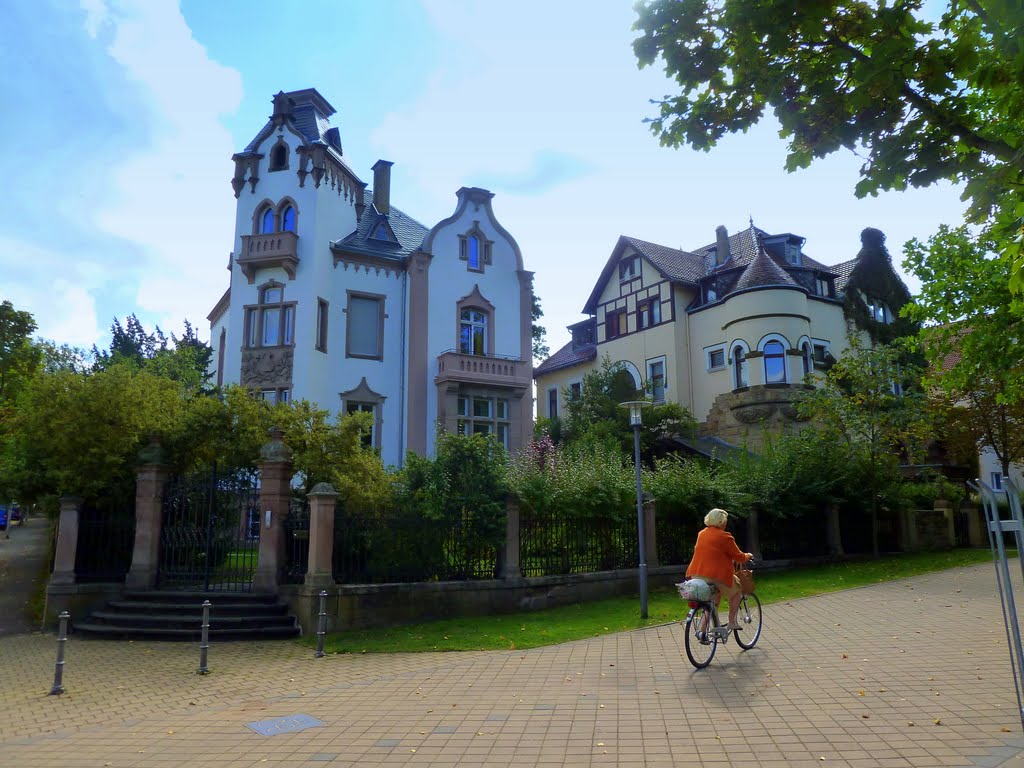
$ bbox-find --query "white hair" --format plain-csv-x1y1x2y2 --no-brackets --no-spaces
704,508,729,528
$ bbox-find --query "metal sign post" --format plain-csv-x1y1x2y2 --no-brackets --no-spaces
968,479,1024,730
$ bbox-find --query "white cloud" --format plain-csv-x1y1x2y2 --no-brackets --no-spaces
0,236,104,347
76,0,243,340
367,0,966,354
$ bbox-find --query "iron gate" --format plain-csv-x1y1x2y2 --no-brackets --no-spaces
157,466,261,592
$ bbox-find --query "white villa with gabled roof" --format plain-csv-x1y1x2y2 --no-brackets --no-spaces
208,89,535,465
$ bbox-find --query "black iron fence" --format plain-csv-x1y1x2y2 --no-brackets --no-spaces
157,467,261,592
655,504,701,567
519,509,637,577
333,505,502,583
280,496,310,585
74,497,136,582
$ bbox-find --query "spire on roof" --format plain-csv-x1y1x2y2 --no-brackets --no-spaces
732,234,800,293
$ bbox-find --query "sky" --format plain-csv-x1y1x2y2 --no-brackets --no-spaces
1,0,969,357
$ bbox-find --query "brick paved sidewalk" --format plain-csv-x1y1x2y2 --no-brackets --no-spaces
2,562,1023,767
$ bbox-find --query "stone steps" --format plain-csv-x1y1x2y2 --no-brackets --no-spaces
74,591,301,641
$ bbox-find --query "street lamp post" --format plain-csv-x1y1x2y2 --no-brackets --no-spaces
620,400,650,619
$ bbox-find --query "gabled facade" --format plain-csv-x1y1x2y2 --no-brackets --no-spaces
209,89,534,465
535,224,906,449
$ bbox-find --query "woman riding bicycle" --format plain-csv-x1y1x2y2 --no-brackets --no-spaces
686,508,753,630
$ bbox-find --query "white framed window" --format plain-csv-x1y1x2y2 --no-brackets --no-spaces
605,308,627,340
459,309,488,355
705,285,717,303
815,277,832,297
646,357,667,402
705,344,727,371
346,293,384,360
568,381,582,401
763,340,787,384
245,284,295,349
731,343,749,389
812,339,831,367
259,388,290,405
991,472,1004,491
801,341,812,378
618,255,639,282
457,394,511,448
346,401,377,448
547,388,558,419
637,298,661,329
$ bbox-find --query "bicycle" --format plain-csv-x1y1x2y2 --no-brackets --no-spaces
677,567,763,669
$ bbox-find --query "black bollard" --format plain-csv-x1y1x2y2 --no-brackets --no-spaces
197,600,211,675
49,611,69,695
315,590,327,658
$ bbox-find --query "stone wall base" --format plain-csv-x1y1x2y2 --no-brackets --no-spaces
45,583,123,630
281,566,686,635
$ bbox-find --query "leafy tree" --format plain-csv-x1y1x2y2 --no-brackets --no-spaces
92,315,212,393
903,224,1024,477
632,1,1024,282
36,340,91,373
531,294,549,361
562,354,696,460
797,339,929,556
0,300,42,405
8,362,187,504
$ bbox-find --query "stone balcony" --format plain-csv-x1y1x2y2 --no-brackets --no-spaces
237,232,299,283
435,350,531,390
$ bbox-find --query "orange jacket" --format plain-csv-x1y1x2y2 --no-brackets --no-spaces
685,526,750,585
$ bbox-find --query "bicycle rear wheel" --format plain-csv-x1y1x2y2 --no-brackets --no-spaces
733,592,762,649
684,604,717,668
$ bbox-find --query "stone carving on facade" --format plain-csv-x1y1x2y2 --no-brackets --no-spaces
732,404,776,424
241,348,294,387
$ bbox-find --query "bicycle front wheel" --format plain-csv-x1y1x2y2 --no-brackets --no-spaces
733,592,762,649
684,605,717,668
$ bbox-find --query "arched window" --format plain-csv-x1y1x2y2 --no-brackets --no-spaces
764,341,787,384
269,143,288,171
259,207,275,234
467,236,481,270
281,205,296,232
460,309,488,355
733,345,748,389
801,342,812,378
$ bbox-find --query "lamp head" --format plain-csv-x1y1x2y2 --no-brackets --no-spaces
619,399,649,427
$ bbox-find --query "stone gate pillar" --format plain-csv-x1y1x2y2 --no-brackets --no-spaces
126,437,170,590
305,483,338,587
254,427,293,592
50,496,82,586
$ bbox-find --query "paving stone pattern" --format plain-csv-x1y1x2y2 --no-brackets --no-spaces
2,563,1024,767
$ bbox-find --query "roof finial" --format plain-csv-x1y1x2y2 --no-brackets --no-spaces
749,213,754,228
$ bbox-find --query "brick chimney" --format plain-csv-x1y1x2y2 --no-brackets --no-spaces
715,225,730,266
372,160,393,215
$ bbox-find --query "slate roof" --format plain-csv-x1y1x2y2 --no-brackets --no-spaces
533,340,597,377
831,258,857,293
733,242,801,292
242,90,347,168
619,236,706,283
332,194,430,261
691,226,832,273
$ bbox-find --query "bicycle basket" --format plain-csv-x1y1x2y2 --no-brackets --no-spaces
676,579,711,601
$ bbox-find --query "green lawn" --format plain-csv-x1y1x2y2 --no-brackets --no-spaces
315,549,1007,654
